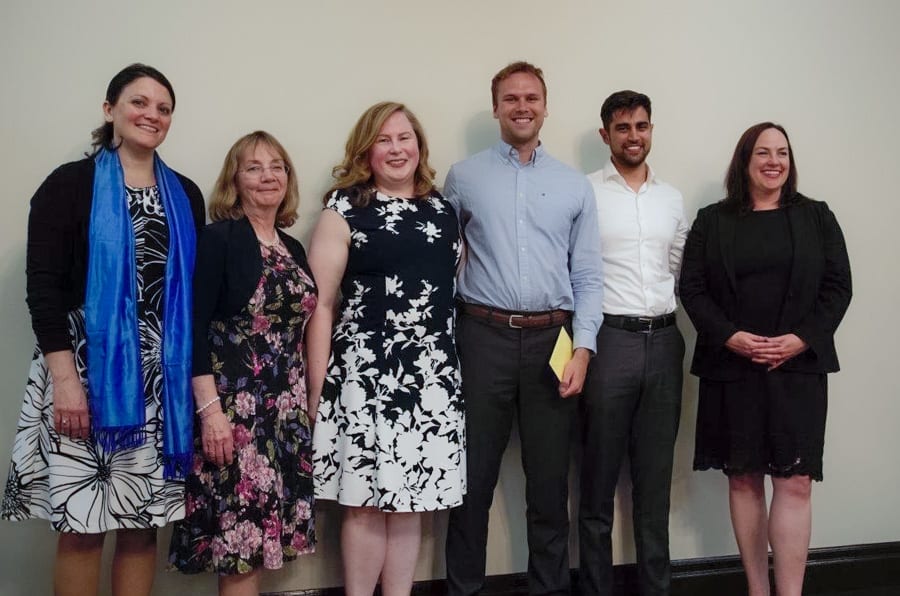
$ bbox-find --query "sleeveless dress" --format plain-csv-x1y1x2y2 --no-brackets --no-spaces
169,240,318,574
313,190,466,512
2,185,184,532
693,209,828,480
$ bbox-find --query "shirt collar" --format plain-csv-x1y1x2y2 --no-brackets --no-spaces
600,159,657,189
495,139,544,167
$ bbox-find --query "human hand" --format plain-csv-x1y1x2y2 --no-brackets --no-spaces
559,348,591,398
200,409,234,466
53,375,90,440
751,333,808,370
725,331,769,360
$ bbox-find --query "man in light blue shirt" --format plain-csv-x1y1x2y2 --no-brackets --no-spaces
444,61,604,596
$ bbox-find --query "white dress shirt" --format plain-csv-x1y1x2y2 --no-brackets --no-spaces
588,160,688,317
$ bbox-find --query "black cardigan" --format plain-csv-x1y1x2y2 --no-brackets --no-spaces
679,195,852,381
26,157,206,353
191,217,315,377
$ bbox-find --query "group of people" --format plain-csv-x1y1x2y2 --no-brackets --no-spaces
0,59,851,596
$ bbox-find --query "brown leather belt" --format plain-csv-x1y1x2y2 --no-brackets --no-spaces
459,302,571,329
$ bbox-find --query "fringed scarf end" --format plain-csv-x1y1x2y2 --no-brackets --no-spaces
94,426,146,453
163,452,193,480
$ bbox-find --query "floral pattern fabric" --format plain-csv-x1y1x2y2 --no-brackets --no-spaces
169,241,317,575
2,185,184,532
313,191,466,512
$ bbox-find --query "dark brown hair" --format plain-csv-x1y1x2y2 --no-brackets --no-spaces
723,122,799,213
600,90,651,130
90,63,175,153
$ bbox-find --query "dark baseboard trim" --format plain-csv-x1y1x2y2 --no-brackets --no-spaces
264,540,900,595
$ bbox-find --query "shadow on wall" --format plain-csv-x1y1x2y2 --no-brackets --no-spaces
576,128,610,174
0,242,31,480
465,111,500,156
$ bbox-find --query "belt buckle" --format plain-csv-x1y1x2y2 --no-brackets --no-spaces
508,314,524,329
637,316,654,332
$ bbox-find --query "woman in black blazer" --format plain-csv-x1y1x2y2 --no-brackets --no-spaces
169,131,318,593
680,123,851,596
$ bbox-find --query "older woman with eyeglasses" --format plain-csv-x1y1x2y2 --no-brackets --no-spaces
169,131,318,596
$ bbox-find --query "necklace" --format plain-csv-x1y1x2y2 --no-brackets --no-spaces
257,232,281,248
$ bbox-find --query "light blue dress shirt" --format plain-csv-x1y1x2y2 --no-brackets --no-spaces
444,141,604,352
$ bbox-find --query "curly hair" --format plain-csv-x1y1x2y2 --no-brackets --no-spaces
324,101,436,208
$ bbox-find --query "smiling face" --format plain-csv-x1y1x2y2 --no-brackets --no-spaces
493,71,547,154
368,110,420,197
748,127,790,200
102,76,173,156
235,142,288,217
600,106,653,171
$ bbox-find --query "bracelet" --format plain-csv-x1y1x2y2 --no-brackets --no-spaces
195,396,220,415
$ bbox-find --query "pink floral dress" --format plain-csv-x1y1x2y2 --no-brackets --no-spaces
169,241,317,575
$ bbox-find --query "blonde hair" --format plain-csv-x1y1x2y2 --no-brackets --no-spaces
208,130,300,227
324,101,436,207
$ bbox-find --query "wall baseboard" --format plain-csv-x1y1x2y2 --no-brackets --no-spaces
265,541,900,595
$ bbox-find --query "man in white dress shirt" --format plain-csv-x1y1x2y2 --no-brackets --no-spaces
578,90,688,596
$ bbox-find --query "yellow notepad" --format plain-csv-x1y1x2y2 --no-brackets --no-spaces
549,327,573,381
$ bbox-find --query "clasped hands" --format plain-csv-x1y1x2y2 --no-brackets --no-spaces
726,331,808,370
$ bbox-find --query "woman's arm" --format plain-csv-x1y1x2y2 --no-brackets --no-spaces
194,373,233,466
758,203,852,369
792,203,853,355
190,225,233,465
679,208,740,346
27,163,89,438
45,350,89,440
26,163,82,354
306,209,350,424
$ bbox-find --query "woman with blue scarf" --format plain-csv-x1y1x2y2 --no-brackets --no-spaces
1,64,205,596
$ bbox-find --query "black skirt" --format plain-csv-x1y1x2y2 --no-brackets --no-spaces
693,368,827,481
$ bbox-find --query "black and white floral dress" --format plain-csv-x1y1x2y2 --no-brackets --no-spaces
313,190,466,512
1,186,184,532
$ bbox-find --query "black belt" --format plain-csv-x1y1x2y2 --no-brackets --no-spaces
459,302,571,329
603,313,676,333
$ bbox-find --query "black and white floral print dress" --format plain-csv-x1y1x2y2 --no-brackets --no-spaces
1,186,184,532
313,190,466,512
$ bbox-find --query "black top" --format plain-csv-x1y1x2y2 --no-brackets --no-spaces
733,209,792,337
679,195,852,380
26,157,205,353
191,216,313,376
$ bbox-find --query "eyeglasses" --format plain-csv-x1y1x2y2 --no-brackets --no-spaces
239,163,289,178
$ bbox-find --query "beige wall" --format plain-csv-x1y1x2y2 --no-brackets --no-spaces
1,0,898,593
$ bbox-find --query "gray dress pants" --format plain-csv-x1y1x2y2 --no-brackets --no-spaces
446,313,577,596
577,323,684,596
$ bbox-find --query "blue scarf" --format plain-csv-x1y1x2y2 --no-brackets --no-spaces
85,148,195,479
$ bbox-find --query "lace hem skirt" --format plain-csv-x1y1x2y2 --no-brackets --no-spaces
693,369,827,481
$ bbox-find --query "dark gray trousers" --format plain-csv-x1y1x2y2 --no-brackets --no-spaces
446,313,577,596
577,324,684,596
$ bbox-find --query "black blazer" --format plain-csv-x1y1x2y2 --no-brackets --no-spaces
26,157,205,353
679,195,851,381
192,216,315,376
